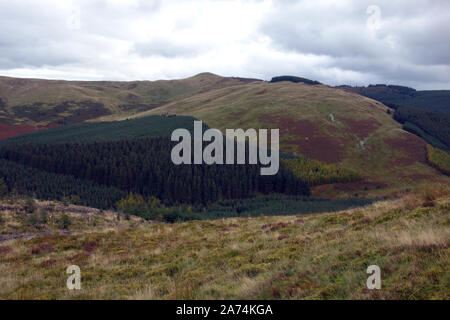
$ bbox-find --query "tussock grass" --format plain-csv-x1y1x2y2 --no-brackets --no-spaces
0,186,449,300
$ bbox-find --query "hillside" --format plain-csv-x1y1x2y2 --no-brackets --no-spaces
0,73,259,126
337,84,450,116
0,184,448,299
0,115,199,146
336,85,450,150
0,137,309,207
119,81,450,197
1,73,449,198
0,111,370,214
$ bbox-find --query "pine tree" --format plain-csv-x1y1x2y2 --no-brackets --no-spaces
0,177,7,198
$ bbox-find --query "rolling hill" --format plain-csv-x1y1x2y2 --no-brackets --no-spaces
117,80,449,197
1,73,449,198
0,74,448,301
0,73,259,126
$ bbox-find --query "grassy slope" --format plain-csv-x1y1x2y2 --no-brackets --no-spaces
0,185,448,300
121,81,450,197
0,73,259,125
2,74,449,196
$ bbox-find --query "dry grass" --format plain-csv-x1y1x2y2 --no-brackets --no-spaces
0,197,146,239
0,186,449,300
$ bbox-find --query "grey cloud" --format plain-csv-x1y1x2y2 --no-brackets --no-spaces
259,0,450,87
0,0,450,89
0,2,84,69
132,38,203,58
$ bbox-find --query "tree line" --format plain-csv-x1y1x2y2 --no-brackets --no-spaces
0,159,126,209
270,76,321,85
0,137,310,205
281,157,360,186
388,103,450,149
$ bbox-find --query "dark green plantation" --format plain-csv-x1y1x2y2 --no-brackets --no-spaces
0,115,199,146
0,159,126,209
270,75,321,85
114,193,374,222
391,104,450,149
0,113,375,222
196,195,373,219
339,84,450,115
337,84,450,151
0,155,371,222
0,137,309,205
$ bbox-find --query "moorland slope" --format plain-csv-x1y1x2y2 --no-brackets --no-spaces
121,81,449,197
0,184,448,299
0,73,259,125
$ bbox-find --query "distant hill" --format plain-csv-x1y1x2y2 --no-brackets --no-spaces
337,84,450,115
270,76,321,85
0,73,260,125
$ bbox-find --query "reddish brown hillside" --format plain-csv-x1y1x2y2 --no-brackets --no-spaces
0,123,59,140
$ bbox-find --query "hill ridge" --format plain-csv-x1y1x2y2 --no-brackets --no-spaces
116,80,449,197
0,73,260,126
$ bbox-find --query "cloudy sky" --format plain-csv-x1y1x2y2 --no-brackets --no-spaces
1,0,449,89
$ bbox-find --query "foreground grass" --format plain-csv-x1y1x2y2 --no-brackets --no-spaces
0,187,449,300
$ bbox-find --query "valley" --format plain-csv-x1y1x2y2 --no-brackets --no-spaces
0,73,448,301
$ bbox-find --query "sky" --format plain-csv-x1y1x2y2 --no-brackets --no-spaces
1,0,449,89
